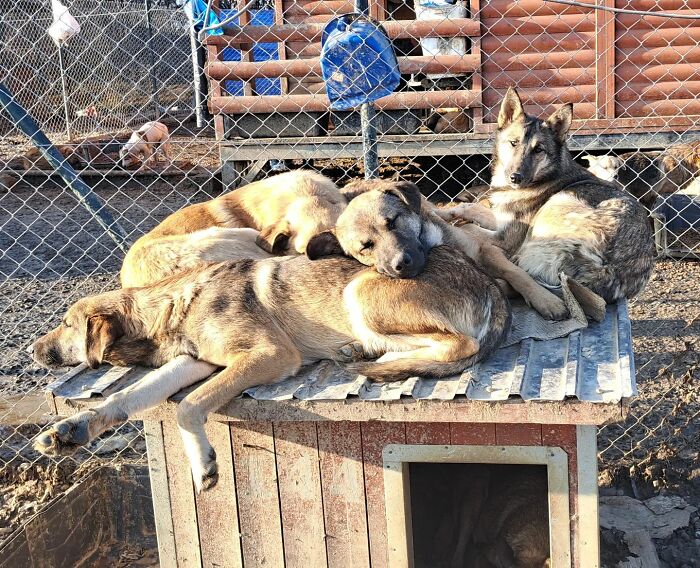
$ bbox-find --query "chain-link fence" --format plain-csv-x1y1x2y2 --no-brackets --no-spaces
1,0,699,561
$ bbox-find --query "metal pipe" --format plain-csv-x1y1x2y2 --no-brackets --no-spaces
354,0,378,179
190,24,206,127
0,82,130,253
144,0,161,117
57,46,72,140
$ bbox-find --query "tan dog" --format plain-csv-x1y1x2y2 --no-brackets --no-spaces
120,170,345,287
31,182,510,491
120,121,171,169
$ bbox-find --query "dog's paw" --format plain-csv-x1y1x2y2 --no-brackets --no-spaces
530,291,569,321
192,447,219,493
337,341,368,363
33,411,96,456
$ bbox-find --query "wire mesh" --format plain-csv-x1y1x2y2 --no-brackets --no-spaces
0,0,699,557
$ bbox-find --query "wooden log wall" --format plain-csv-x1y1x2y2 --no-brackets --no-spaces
149,420,580,568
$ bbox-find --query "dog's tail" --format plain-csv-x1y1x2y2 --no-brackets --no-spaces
347,289,512,383
346,352,486,383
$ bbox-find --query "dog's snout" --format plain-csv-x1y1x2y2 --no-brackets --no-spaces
392,252,413,274
510,172,523,184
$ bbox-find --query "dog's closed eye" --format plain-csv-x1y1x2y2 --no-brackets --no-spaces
360,240,374,253
386,215,399,230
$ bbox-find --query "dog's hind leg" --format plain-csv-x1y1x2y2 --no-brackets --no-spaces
176,341,302,492
434,202,498,230
34,355,216,457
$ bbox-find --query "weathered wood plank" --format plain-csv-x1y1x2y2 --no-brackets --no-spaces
361,422,406,568
162,420,202,568
495,423,543,446
144,421,177,568
449,423,496,445
195,421,243,568
318,421,370,568
274,421,328,568
231,421,285,568
405,422,451,445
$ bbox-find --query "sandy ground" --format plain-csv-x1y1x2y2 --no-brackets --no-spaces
0,164,698,563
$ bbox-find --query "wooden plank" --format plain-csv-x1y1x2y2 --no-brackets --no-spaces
162,420,202,568
206,55,479,80
144,421,177,568
195,421,243,568
405,422,451,445
615,26,700,49
206,0,225,139
484,50,596,72
495,423,542,445
617,98,700,118
615,63,700,84
274,0,288,96
211,89,480,113
542,424,579,564
231,421,285,568
274,422,328,568
481,15,595,36
0,392,52,425
576,425,599,567
596,0,616,118
237,0,254,97
449,423,496,445
470,0,484,128
317,421,370,568
361,422,406,568
482,31,595,53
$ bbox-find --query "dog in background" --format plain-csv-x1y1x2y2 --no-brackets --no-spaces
31,181,511,491
120,170,345,287
583,141,700,209
438,87,655,304
120,121,171,169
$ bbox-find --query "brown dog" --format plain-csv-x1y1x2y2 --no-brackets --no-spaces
32,181,511,492
120,169,345,287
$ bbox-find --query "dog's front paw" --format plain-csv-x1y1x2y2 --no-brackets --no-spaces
530,291,569,321
192,447,219,493
33,411,96,456
337,341,368,363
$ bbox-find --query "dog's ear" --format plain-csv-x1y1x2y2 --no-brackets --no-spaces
340,180,375,202
85,314,124,369
498,87,524,129
546,103,573,142
306,231,344,260
380,181,422,214
256,223,291,254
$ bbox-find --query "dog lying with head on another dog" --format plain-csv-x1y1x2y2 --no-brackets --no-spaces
31,180,511,491
438,87,655,304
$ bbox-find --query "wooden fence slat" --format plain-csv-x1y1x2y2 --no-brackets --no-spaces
361,422,406,568
274,422,328,568
195,421,243,568
144,421,177,568
405,422,451,445
318,421,371,568
449,423,496,445
231,421,285,568
495,423,543,446
162,420,203,568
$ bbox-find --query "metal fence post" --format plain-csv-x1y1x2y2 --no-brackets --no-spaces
57,45,73,140
354,0,379,179
144,0,161,118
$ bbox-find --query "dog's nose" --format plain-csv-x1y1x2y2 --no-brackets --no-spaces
392,253,413,273
510,172,523,184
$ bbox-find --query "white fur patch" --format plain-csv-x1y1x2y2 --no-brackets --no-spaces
421,221,444,248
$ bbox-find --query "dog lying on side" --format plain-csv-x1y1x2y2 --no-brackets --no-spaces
120,121,172,169
120,170,346,287
31,181,510,491
438,87,655,303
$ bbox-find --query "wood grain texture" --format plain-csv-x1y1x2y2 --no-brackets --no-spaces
231,421,285,568
274,421,328,568
495,423,543,445
317,421,370,568
405,422,451,445
162,420,202,568
195,421,243,568
361,422,406,568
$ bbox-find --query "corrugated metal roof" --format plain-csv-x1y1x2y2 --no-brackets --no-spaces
49,301,635,405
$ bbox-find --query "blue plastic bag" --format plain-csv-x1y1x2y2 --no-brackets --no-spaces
184,0,223,36
320,14,400,110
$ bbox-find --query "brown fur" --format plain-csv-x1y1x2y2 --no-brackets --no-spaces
120,170,345,287
32,181,511,489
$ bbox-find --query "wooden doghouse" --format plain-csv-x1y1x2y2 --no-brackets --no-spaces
46,302,635,567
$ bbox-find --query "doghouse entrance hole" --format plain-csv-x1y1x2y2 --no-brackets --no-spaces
409,463,550,568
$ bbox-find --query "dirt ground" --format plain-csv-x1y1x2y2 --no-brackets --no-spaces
0,160,699,564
